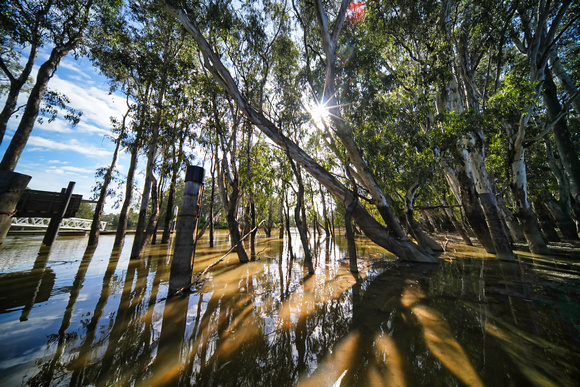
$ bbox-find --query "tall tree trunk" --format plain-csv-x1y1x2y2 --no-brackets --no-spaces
533,199,560,242
278,198,284,239
130,68,168,259
0,41,39,145
168,5,436,263
284,193,294,261
404,180,443,253
545,195,579,240
439,198,473,246
319,182,330,237
450,161,497,252
508,131,551,254
217,157,249,263
87,130,122,246
289,157,313,274
1,46,72,171
497,194,526,242
548,50,580,115
151,177,164,245
542,69,580,215
161,135,184,244
114,141,139,248
161,163,178,244
345,196,358,273
88,103,130,246
544,137,578,238
465,133,514,260
209,152,216,247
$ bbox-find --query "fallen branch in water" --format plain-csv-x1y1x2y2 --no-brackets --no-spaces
173,220,266,296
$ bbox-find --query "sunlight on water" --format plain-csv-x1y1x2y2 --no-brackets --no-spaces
0,230,579,386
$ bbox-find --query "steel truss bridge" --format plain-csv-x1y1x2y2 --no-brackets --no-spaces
10,217,107,232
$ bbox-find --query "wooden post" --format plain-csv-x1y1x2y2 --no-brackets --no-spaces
0,171,31,244
43,181,75,246
168,166,205,296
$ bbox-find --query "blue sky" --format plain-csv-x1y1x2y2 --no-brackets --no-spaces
1,47,134,214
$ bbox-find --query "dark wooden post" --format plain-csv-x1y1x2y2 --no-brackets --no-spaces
168,166,205,296
43,181,75,246
0,171,31,244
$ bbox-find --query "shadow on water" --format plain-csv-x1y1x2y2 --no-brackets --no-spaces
0,231,579,386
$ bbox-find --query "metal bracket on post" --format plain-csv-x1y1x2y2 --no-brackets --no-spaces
168,165,205,296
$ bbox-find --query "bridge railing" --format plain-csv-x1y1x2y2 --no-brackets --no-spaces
11,217,107,231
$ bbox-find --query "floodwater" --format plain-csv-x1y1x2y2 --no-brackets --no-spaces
0,231,579,386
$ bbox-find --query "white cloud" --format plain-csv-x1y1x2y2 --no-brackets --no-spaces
48,165,95,175
27,136,112,157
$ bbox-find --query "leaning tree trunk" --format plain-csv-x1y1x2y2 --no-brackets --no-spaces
544,137,578,239
0,46,72,171
533,199,560,242
439,198,473,246
167,5,436,263
404,180,443,253
450,161,497,253
465,133,514,260
0,41,39,145
545,196,578,240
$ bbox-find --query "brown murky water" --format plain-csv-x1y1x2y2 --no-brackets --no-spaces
0,231,579,386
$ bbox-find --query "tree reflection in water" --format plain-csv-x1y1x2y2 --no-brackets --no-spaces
0,232,578,386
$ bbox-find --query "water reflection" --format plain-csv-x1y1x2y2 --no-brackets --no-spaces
0,232,578,386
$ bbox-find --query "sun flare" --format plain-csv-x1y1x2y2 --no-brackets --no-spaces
309,102,329,124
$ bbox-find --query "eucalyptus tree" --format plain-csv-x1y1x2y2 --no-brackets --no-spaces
87,96,132,246
0,0,123,170
164,0,437,263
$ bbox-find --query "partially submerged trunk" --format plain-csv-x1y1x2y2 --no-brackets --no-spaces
533,200,560,242
115,141,139,248
545,196,578,240
450,161,497,253
167,5,437,263
439,198,473,246
88,134,122,247
404,180,443,253
345,196,358,273
290,162,314,274
217,157,249,264
464,133,514,260
161,137,183,244
505,97,551,255
88,104,130,246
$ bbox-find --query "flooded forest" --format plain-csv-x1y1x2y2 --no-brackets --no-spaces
1,0,580,386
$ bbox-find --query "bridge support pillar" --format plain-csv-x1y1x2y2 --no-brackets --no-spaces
0,171,31,244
